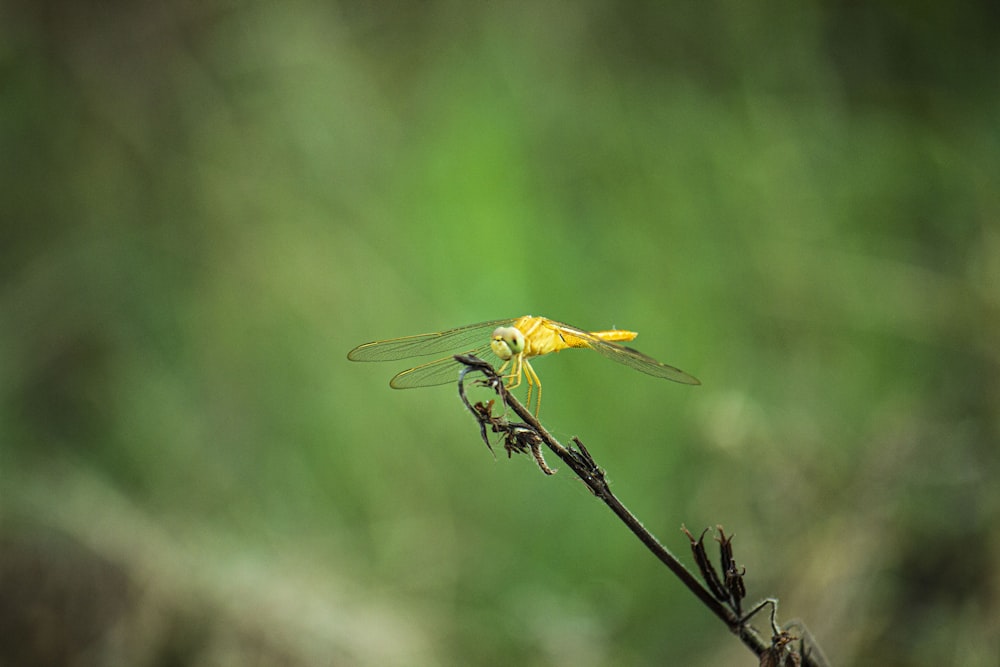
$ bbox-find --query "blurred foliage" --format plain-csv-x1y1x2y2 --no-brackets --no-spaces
2,1,999,666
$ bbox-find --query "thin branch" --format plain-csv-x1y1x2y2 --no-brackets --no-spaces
454,354,830,667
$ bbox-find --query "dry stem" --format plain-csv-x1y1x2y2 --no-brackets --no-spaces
455,354,830,667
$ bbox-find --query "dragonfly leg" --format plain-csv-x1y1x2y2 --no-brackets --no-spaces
504,354,524,390
523,359,542,415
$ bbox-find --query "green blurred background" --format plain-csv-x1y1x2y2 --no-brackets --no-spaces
2,2,998,665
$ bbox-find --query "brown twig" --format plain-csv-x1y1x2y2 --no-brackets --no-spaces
454,354,830,666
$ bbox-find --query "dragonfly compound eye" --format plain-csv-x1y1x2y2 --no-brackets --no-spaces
490,326,525,359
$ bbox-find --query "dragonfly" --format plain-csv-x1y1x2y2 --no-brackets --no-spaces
347,315,700,415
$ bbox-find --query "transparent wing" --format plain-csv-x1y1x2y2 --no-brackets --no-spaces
348,319,514,362
547,320,701,385
389,343,496,388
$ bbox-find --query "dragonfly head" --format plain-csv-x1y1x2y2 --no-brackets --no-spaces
491,326,525,360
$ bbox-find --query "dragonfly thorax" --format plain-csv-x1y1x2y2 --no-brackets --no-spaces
491,326,525,360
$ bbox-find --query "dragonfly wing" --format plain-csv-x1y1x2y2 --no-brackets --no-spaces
348,319,513,362
592,341,701,384
390,344,496,388
548,321,701,385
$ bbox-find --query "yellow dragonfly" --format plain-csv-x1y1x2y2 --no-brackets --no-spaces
348,315,700,415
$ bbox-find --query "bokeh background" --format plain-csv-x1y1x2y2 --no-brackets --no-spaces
2,2,998,665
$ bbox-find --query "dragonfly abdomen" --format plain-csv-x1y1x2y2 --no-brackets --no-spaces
557,328,638,350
